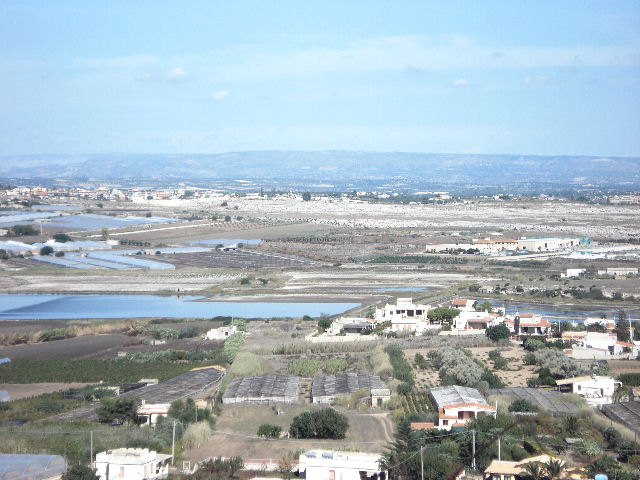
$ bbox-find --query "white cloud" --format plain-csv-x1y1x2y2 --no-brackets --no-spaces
164,67,189,81
212,90,230,100
452,78,469,87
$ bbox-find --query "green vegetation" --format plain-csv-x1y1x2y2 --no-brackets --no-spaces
427,306,460,323
168,398,214,426
370,345,393,379
385,344,414,391
40,245,54,255
193,457,244,479
619,373,640,387
53,233,72,243
9,224,38,236
96,397,140,424
273,340,378,355
62,464,100,480
222,333,245,363
289,408,349,439
364,255,468,264
486,324,510,342
287,357,349,376
257,423,282,438
0,359,208,383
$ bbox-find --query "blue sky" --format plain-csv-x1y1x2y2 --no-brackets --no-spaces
1,1,639,156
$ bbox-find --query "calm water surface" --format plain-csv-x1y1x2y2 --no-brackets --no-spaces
0,294,359,320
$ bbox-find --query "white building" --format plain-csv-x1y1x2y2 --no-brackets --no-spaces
204,325,238,340
298,451,382,480
374,298,432,333
453,311,505,332
561,268,586,278
598,267,638,276
95,448,172,480
574,331,637,358
429,385,496,431
555,375,621,406
514,313,552,336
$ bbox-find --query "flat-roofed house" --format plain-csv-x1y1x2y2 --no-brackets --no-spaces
514,313,551,336
298,450,382,480
429,385,496,431
555,375,621,406
95,448,171,480
374,298,432,333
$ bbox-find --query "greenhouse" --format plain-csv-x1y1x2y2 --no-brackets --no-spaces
0,454,67,480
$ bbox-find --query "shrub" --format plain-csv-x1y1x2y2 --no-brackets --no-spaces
182,421,213,449
257,423,282,438
486,324,510,342
40,246,54,256
53,233,72,243
96,397,140,424
508,399,536,413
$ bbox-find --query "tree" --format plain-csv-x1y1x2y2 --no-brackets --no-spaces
0,249,8,260
289,408,348,439
9,224,38,236
302,191,311,201
486,324,510,342
317,317,332,333
476,301,494,313
614,310,631,342
543,459,564,480
96,397,140,424
228,457,243,478
40,245,54,256
427,306,460,324
101,227,109,240
521,462,545,480
53,233,72,243
62,464,99,480
509,399,536,413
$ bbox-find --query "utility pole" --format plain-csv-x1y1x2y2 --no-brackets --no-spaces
90,431,93,466
171,421,176,466
498,436,501,461
420,446,424,480
472,430,476,470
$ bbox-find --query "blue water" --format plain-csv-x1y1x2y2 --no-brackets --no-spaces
0,294,359,320
45,214,178,230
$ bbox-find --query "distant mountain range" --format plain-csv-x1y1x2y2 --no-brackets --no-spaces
1,151,639,193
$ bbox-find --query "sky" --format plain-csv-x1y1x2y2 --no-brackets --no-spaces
1,1,639,157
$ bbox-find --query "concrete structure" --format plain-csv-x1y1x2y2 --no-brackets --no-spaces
298,450,382,480
515,236,587,252
370,388,391,408
561,268,586,278
454,310,505,332
204,325,238,340
429,385,496,430
95,448,171,480
598,267,638,276
579,332,636,356
555,375,621,406
452,298,475,310
312,373,386,404
374,298,432,333
327,317,374,335
0,454,66,480
222,374,300,405
484,455,561,480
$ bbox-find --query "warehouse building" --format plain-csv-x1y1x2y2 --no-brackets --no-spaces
222,374,300,405
312,373,388,404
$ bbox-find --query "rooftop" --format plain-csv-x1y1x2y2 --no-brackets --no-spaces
312,373,385,397
223,374,300,400
430,385,489,408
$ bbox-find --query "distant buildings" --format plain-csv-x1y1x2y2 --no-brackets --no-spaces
429,385,496,431
425,236,590,255
561,268,586,278
95,448,171,480
484,455,562,480
598,267,638,276
298,450,382,480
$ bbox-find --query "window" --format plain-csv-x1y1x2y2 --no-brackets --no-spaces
458,411,464,420
442,420,448,425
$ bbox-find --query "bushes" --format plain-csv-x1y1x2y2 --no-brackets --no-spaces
531,349,582,379
39,328,77,342
183,421,213,449
222,333,245,363
289,408,349,439
619,373,640,387
509,399,536,413
288,358,321,377
385,345,414,390
370,345,393,379
257,424,282,438
430,346,484,387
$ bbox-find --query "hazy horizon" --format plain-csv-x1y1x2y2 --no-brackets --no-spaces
1,1,639,157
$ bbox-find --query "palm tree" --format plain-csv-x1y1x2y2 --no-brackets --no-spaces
543,459,564,480
521,462,545,480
